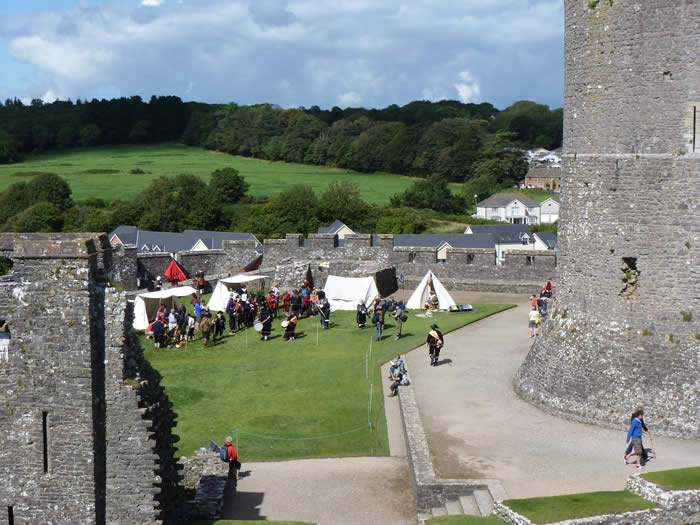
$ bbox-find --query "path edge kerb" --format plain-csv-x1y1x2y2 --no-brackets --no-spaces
397,381,507,513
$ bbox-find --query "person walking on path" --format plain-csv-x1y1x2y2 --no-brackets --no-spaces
625,407,650,464
626,408,646,470
528,305,539,338
391,300,406,340
222,436,242,480
426,324,444,367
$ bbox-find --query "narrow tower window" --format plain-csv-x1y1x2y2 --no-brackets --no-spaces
8,506,14,525
42,411,49,473
693,106,697,152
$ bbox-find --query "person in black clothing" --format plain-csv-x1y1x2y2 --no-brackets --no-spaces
624,407,650,463
426,324,444,366
213,311,226,342
259,306,272,341
152,319,164,349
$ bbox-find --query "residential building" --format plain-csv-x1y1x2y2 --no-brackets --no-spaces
465,224,536,263
474,193,542,225
317,220,355,239
524,166,561,192
109,225,262,254
539,197,560,224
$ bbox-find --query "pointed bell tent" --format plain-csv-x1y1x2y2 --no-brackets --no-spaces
163,258,188,284
405,271,456,311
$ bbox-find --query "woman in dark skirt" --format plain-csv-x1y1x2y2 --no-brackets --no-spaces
259,306,272,341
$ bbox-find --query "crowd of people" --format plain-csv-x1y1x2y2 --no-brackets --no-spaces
528,278,553,338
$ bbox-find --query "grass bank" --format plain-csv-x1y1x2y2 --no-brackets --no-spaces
0,143,420,204
143,304,514,460
502,490,656,522
641,466,700,490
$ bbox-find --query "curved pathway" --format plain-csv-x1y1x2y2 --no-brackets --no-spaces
407,292,700,499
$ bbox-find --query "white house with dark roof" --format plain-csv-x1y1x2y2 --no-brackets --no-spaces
465,224,541,263
475,193,542,225
539,197,560,224
317,220,354,240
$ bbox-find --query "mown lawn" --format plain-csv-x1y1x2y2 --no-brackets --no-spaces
0,143,420,204
142,304,514,460
641,466,700,490
502,490,656,523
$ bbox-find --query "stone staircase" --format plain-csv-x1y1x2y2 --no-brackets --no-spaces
418,487,495,522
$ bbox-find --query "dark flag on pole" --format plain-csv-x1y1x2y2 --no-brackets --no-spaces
306,264,314,290
374,267,398,297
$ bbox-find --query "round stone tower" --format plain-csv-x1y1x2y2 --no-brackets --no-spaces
515,0,699,438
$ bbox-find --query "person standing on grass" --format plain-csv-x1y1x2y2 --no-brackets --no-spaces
625,407,650,464
194,299,202,327
186,313,195,342
152,318,164,349
356,299,368,328
213,311,226,342
200,312,213,347
626,408,645,470
281,290,291,314
259,306,272,341
374,302,385,341
391,300,406,340
426,324,444,366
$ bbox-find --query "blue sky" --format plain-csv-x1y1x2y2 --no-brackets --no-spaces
0,0,564,111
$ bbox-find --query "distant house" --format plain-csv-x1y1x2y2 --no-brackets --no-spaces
533,231,557,250
524,166,561,192
539,197,560,224
317,220,354,240
394,233,495,264
474,193,542,225
108,225,261,254
465,224,535,263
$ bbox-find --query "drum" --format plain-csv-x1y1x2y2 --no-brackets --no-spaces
281,320,289,328
254,322,263,332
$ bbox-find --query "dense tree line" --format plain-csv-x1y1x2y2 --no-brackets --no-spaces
0,96,191,162
190,100,561,184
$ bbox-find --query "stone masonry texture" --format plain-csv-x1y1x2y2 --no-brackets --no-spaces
0,234,182,524
515,0,700,438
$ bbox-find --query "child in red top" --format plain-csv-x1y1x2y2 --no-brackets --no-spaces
223,436,241,480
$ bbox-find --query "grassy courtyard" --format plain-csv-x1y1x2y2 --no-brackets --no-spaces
0,143,420,204
142,304,514,460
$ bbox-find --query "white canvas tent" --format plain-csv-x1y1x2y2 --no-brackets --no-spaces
207,274,267,311
323,275,378,311
405,271,456,311
133,286,198,330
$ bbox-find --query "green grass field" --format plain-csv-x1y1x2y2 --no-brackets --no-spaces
427,515,507,524
502,490,656,523
0,143,421,204
641,466,700,490
143,304,514,460
513,188,557,203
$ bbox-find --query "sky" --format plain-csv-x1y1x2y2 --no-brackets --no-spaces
0,0,564,111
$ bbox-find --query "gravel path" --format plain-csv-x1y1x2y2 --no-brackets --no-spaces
407,292,700,499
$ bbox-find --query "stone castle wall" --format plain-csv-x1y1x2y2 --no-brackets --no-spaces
515,0,700,438
0,234,182,523
260,233,556,293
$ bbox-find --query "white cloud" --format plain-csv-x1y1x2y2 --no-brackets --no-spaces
453,70,480,103
2,0,564,109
